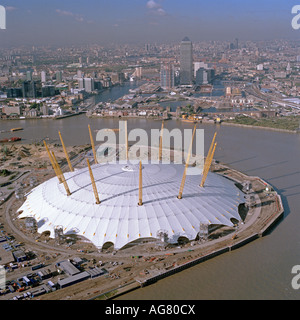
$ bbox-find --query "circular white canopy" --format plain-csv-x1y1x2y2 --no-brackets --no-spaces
18,162,244,249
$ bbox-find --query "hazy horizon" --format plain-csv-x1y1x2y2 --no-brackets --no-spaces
0,0,299,47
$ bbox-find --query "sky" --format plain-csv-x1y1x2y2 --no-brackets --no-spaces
0,0,299,47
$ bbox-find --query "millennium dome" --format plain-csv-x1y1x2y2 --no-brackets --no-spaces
17,161,244,250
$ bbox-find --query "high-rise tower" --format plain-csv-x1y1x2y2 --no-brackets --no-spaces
160,63,175,90
180,37,193,86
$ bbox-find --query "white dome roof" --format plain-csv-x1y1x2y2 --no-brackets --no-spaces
18,162,244,249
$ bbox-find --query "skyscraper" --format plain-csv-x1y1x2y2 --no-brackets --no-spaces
79,78,95,92
41,71,46,83
180,37,193,86
56,71,63,83
26,71,33,81
84,78,95,93
22,81,36,99
195,67,215,85
195,68,208,85
234,38,239,50
160,63,175,90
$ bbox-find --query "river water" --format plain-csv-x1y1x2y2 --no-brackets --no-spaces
0,83,300,299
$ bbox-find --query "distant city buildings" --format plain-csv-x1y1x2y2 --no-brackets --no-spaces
229,38,239,50
1,39,300,122
132,67,142,79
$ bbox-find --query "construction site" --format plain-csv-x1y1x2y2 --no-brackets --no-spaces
0,122,284,300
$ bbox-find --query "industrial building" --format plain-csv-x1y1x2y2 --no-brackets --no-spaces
57,271,91,289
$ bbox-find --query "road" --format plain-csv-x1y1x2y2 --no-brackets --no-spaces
245,83,300,111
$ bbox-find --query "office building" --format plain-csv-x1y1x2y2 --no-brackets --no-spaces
6,87,23,98
234,38,239,50
196,68,208,85
78,78,85,90
194,62,208,77
26,71,33,81
56,71,63,83
160,63,175,90
22,81,36,99
83,78,95,92
41,71,46,83
195,68,215,85
42,85,56,97
180,37,193,86
78,77,95,92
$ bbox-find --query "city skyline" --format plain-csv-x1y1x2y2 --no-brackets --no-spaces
0,0,299,47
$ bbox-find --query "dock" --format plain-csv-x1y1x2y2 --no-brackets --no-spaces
53,112,85,120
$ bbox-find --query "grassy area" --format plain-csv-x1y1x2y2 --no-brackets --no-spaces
226,115,300,131
94,289,118,300
0,169,12,177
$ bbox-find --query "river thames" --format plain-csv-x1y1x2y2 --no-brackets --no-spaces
0,83,300,299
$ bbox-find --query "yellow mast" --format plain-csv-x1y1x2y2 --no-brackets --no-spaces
178,124,197,199
159,120,164,162
200,142,217,188
138,161,143,206
125,121,129,161
58,131,74,172
52,151,71,196
88,124,98,164
86,159,100,204
43,140,62,183
202,132,217,174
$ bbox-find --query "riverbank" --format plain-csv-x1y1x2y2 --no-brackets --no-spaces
222,115,300,133
221,121,299,133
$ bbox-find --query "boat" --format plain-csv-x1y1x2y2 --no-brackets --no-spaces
0,137,22,143
104,129,120,132
200,85,213,93
181,119,197,123
10,127,23,132
9,137,22,142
